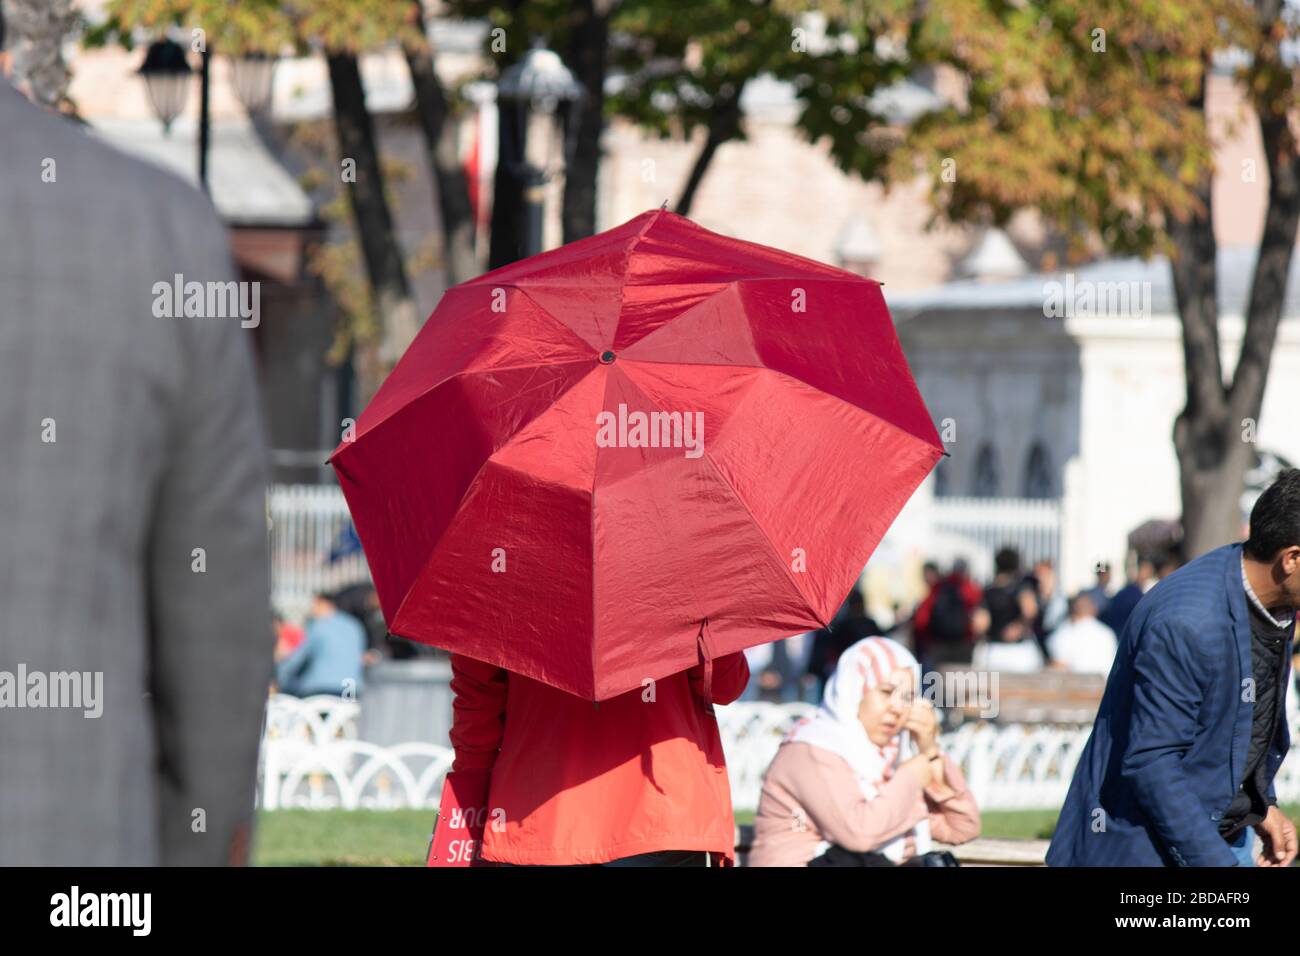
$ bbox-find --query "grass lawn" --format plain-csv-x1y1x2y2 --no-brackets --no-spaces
254,809,433,866
255,804,1300,865
968,803,1300,842
733,807,1062,840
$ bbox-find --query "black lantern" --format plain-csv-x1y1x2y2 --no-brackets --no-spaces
138,39,192,134
497,42,583,256
231,52,277,117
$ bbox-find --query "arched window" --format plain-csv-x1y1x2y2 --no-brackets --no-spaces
971,443,999,498
1022,442,1055,499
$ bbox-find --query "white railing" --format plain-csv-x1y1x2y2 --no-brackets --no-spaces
268,484,369,620
257,696,1300,813
717,702,818,811
259,695,452,810
932,496,1063,570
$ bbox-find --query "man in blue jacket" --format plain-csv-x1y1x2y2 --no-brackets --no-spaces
275,592,368,699
1048,470,1300,866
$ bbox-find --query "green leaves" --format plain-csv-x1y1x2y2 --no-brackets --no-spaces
896,0,1296,262
104,0,423,55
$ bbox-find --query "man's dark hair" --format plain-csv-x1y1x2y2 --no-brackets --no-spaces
1245,468,1300,561
1156,547,1183,577
1,2,6,54
994,546,1021,575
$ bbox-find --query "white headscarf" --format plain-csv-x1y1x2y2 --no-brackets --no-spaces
786,636,931,862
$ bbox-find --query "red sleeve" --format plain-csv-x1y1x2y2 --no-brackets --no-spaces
449,653,508,773
689,650,750,705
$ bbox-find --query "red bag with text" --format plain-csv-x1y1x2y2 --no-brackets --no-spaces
426,770,493,867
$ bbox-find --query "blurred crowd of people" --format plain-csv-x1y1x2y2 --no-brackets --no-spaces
741,544,1189,703
274,543,1181,705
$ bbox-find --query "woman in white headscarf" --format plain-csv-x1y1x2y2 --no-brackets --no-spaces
748,636,980,866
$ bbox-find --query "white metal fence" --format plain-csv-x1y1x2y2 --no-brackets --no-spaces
256,695,1300,813
268,484,368,620
932,496,1063,570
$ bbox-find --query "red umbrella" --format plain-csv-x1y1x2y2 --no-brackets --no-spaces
330,209,942,700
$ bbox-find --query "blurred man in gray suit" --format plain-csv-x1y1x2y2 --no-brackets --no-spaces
0,11,273,865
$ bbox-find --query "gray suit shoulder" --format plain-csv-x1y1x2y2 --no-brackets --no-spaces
0,81,228,258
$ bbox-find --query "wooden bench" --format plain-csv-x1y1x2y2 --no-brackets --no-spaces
939,668,1106,725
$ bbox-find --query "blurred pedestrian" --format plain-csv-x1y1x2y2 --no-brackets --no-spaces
743,632,815,702
1046,593,1117,675
808,588,883,697
1083,560,1114,615
275,591,367,698
0,44,271,865
972,547,1043,672
1098,553,1160,635
978,547,1036,640
1027,558,1069,653
912,558,982,670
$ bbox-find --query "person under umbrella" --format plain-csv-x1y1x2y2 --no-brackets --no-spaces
332,210,943,866
450,645,749,866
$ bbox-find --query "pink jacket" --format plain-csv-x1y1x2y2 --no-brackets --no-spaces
748,741,981,866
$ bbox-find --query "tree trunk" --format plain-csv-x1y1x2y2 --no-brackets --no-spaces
5,0,76,111
326,52,420,404
487,103,527,269
487,0,527,270
1168,75,1234,557
674,84,744,217
562,0,614,242
1170,37,1300,558
404,0,479,286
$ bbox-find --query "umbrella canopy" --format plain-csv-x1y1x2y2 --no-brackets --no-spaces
330,209,943,699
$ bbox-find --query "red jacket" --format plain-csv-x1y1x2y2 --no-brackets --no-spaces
449,651,750,865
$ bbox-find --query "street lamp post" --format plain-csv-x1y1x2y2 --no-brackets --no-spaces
230,52,277,117
138,37,212,194
496,43,583,257
139,39,263,196
137,38,191,135
197,47,210,194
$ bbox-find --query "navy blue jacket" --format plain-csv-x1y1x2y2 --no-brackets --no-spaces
1047,543,1292,866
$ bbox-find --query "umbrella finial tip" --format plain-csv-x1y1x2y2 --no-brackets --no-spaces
660,199,668,210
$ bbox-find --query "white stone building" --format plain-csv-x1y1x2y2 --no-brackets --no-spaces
883,247,1300,596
